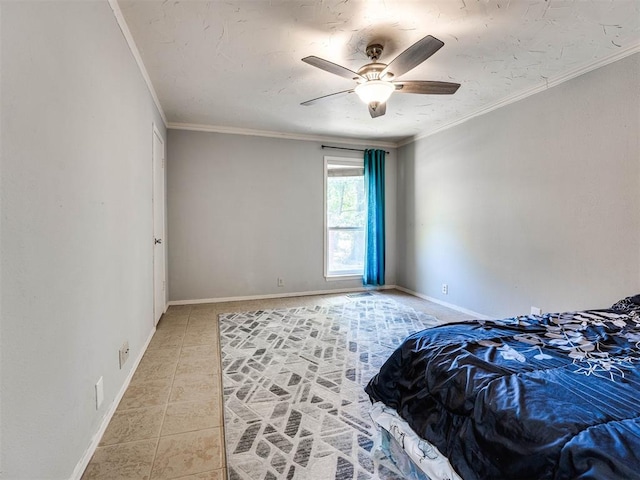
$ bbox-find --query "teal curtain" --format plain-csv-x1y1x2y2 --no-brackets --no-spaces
363,149,385,286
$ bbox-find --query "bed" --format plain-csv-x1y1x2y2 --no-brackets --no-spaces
365,295,640,480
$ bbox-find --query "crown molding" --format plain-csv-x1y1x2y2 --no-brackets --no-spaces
399,42,640,147
107,0,637,149
168,122,399,149
108,0,168,127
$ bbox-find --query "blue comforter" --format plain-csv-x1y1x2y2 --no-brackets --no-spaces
365,299,640,480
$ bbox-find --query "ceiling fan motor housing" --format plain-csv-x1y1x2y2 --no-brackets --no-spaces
357,63,389,81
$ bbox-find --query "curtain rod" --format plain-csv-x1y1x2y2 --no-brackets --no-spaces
321,145,390,155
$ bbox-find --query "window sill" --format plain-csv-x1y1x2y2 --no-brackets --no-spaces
325,274,362,282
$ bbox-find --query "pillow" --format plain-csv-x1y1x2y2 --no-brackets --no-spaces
611,294,640,313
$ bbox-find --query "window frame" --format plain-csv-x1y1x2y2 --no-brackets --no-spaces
323,155,365,280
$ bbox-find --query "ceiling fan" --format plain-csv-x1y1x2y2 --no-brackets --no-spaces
301,35,460,118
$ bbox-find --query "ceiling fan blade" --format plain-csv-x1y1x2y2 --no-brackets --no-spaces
302,56,364,81
394,80,460,95
301,89,354,106
381,35,444,78
368,102,386,118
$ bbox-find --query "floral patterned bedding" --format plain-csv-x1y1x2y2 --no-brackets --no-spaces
365,296,640,480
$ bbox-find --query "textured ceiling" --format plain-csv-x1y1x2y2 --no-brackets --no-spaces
118,0,640,144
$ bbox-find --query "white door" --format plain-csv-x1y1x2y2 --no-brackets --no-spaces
152,126,166,325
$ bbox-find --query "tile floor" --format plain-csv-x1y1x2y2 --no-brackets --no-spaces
81,289,473,480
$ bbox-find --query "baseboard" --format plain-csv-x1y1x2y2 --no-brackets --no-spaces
167,284,398,306
395,286,494,320
69,326,156,480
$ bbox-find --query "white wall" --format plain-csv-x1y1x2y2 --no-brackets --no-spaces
397,53,640,318
166,130,397,301
1,2,165,478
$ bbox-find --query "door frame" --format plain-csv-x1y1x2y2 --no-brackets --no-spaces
152,123,167,325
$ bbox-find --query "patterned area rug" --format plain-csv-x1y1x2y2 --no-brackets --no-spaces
219,297,441,480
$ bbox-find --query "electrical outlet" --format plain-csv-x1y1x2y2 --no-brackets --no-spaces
95,377,104,409
119,341,130,369
277,277,284,287
441,283,448,295
531,306,542,316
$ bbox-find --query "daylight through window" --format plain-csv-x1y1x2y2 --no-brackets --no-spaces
325,157,365,277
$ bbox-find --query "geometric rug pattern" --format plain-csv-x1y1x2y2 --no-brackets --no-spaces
219,297,441,479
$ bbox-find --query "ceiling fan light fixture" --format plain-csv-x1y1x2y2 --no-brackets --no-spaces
354,80,395,105
301,35,459,118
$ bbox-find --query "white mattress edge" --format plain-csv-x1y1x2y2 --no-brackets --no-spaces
369,402,464,480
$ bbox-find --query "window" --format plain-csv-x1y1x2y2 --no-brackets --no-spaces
324,156,365,278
